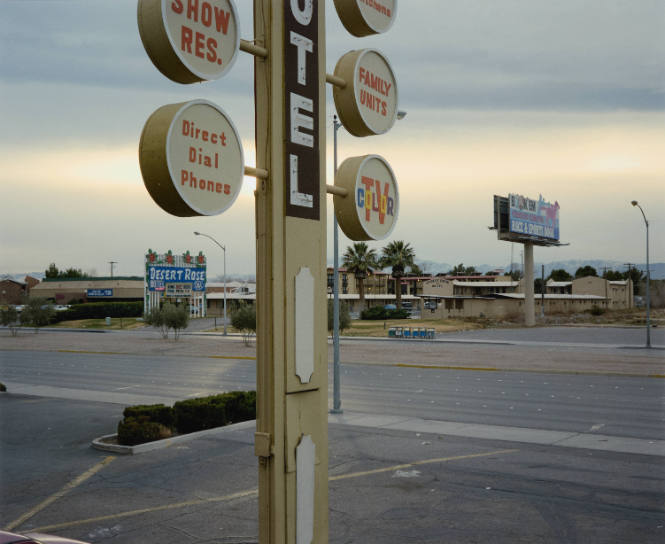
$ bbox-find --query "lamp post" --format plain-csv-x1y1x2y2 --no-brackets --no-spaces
631,201,651,348
331,110,407,414
194,231,227,336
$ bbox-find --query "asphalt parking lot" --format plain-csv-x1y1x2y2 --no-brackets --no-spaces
1,391,664,544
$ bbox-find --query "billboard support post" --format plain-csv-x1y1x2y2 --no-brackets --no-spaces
524,242,535,327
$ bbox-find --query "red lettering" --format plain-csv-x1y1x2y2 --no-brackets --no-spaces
199,179,205,190
189,146,196,163
206,37,218,63
187,0,199,21
181,26,193,53
375,180,389,224
224,184,230,195
181,170,188,185
207,180,214,192
215,7,231,34
216,183,222,193
171,0,183,14
201,1,212,26
195,31,205,59
182,120,190,135
381,100,387,116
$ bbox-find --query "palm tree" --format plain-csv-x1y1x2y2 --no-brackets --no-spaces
381,240,415,309
342,242,378,310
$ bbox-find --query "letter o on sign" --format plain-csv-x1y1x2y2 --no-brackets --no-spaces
139,99,244,217
333,49,398,137
334,154,399,241
137,0,240,84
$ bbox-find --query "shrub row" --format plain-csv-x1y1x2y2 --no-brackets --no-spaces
360,306,410,320
117,391,256,446
54,301,143,322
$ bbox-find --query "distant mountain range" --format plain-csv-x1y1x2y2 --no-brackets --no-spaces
4,261,665,283
413,260,665,280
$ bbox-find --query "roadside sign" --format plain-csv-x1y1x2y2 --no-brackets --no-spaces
334,154,399,240
139,99,244,217
137,0,240,83
333,49,398,137
333,0,397,37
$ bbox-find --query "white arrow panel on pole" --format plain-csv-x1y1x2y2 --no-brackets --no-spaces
295,267,314,383
296,434,315,544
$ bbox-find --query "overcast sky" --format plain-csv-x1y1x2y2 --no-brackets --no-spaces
1,0,663,278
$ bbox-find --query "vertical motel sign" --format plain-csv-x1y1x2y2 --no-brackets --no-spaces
137,1,399,542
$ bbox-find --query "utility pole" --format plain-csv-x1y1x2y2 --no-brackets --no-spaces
109,261,117,278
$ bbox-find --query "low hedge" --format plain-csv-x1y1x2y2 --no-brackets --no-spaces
361,306,410,320
116,391,256,445
54,301,143,322
118,416,172,446
123,403,174,428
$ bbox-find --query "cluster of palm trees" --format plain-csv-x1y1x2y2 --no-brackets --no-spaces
342,241,416,310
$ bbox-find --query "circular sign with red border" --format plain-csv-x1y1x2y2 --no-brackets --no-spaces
138,0,240,84
139,99,244,217
333,0,397,37
333,49,399,137
334,154,399,241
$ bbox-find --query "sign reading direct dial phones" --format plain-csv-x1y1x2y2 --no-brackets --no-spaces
139,99,244,217
138,0,240,84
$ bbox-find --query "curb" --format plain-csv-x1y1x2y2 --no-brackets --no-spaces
91,419,255,455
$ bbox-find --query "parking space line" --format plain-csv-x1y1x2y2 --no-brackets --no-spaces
4,456,116,532
28,449,517,533
330,449,518,481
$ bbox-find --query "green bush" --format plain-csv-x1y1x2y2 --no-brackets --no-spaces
117,416,172,446
0,382,6,392
588,305,606,316
174,391,256,434
123,404,174,428
117,391,256,444
360,307,410,320
54,301,143,322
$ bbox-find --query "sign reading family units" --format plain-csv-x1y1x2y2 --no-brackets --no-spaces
334,154,399,241
509,193,560,241
139,99,244,217
137,0,240,84
333,0,397,37
333,49,398,137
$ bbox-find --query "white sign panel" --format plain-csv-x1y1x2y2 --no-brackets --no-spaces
138,0,240,83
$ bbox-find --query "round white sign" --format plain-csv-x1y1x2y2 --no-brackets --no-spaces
139,99,244,217
333,0,397,37
334,154,399,241
333,49,398,137
138,0,240,84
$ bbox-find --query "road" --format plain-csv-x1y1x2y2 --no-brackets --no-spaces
1,326,663,440
1,327,664,543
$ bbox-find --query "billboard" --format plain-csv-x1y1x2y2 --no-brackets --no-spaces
147,265,206,292
508,194,559,241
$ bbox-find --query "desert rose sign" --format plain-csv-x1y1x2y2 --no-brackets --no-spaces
333,0,397,37
334,154,399,241
333,49,398,137
139,99,244,217
137,0,240,84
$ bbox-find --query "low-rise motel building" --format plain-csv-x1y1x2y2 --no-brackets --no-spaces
18,269,632,321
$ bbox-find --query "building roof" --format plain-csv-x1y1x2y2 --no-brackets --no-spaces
452,281,519,288
546,280,572,287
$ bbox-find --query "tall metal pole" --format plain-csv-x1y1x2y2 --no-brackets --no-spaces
331,116,342,413
194,231,227,335
631,201,651,348
223,246,227,336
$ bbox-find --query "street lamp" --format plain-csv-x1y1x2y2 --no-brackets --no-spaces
631,201,651,348
194,231,227,336
331,110,408,414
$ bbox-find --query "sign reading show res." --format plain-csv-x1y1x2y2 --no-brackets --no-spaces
138,0,240,83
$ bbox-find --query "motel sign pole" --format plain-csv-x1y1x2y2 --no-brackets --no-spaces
253,2,329,542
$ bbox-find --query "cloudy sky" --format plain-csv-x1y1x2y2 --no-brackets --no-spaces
1,0,663,279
